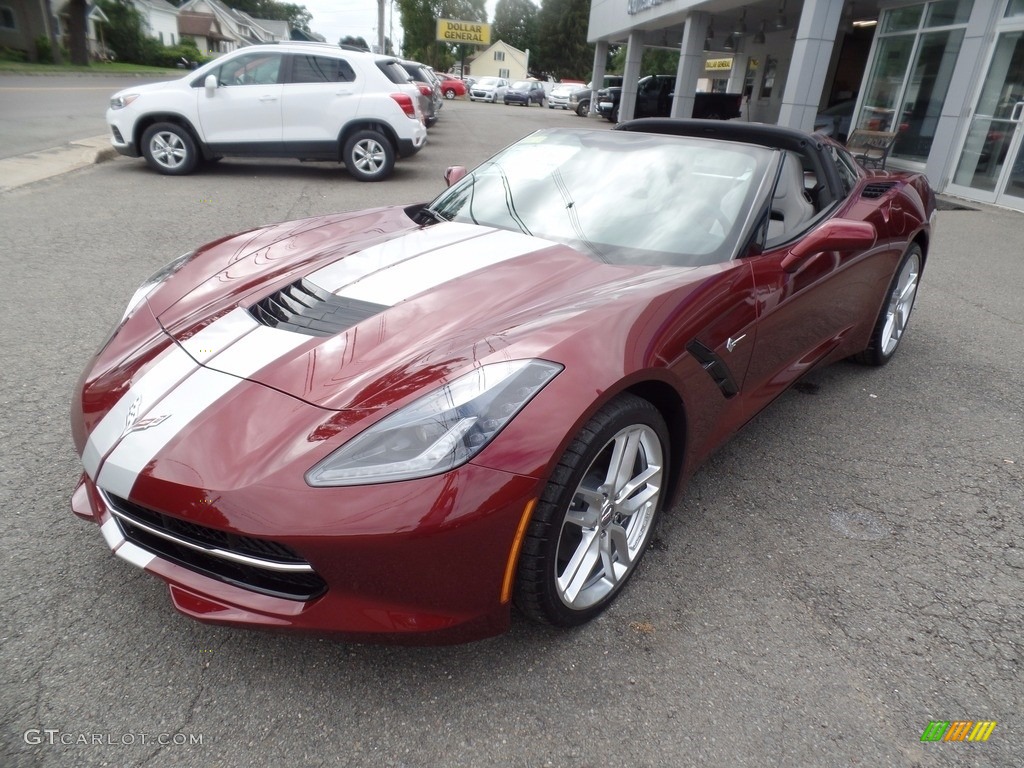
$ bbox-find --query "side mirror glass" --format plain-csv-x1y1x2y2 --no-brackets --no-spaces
204,74,217,97
444,166,468,187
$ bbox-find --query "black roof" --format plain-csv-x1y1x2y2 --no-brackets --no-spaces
614,118,825,155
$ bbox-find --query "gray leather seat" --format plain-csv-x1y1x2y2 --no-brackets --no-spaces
767,151,814,241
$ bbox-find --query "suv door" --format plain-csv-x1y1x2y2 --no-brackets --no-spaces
197,51,284,151
282,53,364,156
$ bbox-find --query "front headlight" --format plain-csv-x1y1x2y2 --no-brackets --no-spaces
110,94,140,110
306,359,563,487
97,251,194,352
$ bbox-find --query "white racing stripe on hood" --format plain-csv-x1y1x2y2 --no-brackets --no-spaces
306,223,556,305
86,308,306,499
82,309,257,480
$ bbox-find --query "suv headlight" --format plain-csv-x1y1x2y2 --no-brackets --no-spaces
306,359,563,486
110,94,140,110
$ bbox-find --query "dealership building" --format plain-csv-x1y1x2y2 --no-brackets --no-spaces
585,0,1024,210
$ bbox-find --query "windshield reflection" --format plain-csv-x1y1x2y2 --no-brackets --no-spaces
428,128,772,267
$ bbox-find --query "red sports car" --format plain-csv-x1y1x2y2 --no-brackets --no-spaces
71,120,935,644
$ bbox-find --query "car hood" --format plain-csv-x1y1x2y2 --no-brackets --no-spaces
112,77,192,99
142,207,694,413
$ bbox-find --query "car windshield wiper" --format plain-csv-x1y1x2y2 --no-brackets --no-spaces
416,205,450,225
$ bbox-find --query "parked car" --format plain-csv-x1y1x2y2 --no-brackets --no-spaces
548,81,583,110
399,59,442,127
105,43,427,181
504,79,546,107
469,76,510,103
814,99,856,141
439,76,467,99
597,75,742,122
71,119,934,643
568,76,623,117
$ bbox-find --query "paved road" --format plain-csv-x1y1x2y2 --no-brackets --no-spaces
1,101,1021,768
0,74,170,158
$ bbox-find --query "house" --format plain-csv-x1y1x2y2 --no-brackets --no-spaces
178,11,232,55
1,0,56,60
132,0,178,47
55,1,110,59
177,0,284,48
465,40,529,82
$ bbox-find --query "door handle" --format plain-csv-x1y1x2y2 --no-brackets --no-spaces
259,95,278,102
1011,101,1024,123
335,90,354,96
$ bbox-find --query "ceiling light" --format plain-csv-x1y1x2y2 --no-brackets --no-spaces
774,1,787,29
754,21,766,44
723,34,735,51
734,10,747,36
852,19,878,27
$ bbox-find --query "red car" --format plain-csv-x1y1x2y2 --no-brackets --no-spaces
439,77,467,99
71,120,935,644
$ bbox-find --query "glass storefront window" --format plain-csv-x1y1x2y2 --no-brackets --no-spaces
858,1,973,162
927,0,973,25
1006,0,1024,19
883,6,923,33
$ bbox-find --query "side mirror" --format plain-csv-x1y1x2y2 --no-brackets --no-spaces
204,74,217,97
781,218,877,272
444,166,468,187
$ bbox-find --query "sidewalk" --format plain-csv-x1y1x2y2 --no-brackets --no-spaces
0,135,115,192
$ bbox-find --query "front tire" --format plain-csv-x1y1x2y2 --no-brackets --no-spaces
141,122,199,175
515,394,669,627
576,101,589,117
853,243,922,366
342,129,394,182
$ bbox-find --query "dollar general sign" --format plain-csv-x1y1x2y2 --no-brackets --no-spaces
436,19,491,45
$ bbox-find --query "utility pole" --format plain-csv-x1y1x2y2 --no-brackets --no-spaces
377,0,385,54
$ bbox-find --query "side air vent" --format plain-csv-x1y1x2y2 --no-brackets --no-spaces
862,181,898,199
250,278,387,337
687,340,739,398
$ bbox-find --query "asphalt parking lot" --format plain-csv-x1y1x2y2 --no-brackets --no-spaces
1,98,1021,768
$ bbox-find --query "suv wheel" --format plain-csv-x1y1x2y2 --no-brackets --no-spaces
141,122,199,175
343,129,395,182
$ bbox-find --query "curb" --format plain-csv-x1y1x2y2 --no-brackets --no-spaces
0,135,117,192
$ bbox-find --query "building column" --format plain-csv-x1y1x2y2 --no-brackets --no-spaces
671,12,709,118
726,54,749,95
777,0,843,132
618,30,644,122
589,40,608,116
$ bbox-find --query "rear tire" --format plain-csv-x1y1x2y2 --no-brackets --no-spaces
444,88,456,99
342,130,394,182
141,122,199,176
514,394,669,627
853,243,923,366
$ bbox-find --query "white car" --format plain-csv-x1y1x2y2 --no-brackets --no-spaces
547,82,580,110
105,43,428,181
468,77,510,103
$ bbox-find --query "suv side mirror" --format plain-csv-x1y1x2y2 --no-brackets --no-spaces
204,74,217,97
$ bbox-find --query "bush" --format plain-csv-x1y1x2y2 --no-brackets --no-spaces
145,41,207,69
0,46,29,62
35,35,53,63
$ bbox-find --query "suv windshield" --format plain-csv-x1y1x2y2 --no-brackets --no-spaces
428,128,772,267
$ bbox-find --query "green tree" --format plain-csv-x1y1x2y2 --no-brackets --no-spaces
97,0,159,64
534,0,591,79
397,0,486,69
492,0,537,55
608,46,679,77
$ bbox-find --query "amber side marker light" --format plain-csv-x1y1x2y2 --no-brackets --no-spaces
501,498,537,604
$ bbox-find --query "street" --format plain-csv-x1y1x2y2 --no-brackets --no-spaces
1,98,1021,768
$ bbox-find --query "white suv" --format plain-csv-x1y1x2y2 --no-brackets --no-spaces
106,43,428,181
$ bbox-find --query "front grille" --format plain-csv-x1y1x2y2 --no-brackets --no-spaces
862,181,898,199
104,492,326,601
249,278,387,337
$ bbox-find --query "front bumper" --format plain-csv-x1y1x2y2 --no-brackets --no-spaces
71,459,541,643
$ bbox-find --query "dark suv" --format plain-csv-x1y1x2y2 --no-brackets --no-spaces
568,76,623,117
597,75,742,122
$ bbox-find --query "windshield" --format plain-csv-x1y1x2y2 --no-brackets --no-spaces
512,81,530,89
478,77,499,86
426,128,773,267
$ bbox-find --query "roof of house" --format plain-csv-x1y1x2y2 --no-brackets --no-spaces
178,11,231,41
135,0,180,14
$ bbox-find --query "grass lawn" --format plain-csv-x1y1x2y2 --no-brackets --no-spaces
0,61,181,76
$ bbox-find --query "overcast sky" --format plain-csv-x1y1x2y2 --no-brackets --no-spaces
302,0,501,52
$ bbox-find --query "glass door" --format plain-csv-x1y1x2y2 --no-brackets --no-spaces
950,30,1024,210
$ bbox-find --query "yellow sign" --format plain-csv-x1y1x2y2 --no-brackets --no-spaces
705,58,734,71
436,19,491,45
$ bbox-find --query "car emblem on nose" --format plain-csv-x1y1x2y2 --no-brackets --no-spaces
125,396,142,431
123,396,170,435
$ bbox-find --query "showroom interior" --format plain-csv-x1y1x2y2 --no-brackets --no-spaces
585,0,1024,209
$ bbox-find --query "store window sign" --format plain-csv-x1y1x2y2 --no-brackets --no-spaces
706,58,734,70
627,0,664,15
